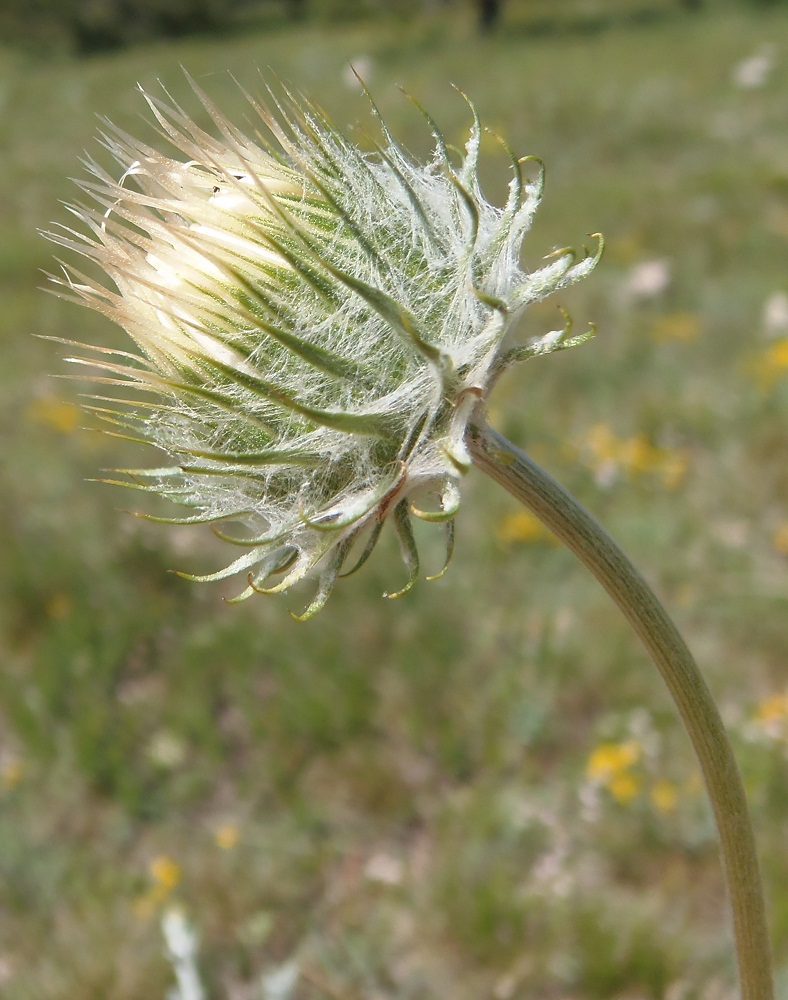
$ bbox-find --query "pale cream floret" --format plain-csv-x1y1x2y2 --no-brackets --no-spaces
137,246,251,373
189,224,291,271
129,179,292,374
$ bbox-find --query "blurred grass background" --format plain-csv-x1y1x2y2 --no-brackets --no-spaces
1,1,788,997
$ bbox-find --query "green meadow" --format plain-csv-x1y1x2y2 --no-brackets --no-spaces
1,2,787,996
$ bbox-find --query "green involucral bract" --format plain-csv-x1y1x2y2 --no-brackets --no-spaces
46,77,600,618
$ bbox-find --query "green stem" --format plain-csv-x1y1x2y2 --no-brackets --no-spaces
466,418,773,1000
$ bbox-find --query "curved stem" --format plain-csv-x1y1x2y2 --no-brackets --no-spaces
466,418,773,1000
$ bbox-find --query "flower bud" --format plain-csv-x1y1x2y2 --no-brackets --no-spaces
46,78,600,617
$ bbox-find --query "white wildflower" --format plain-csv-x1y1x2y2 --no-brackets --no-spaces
732,46,776,89
625,258,671,300
364,850,404,885
46,77,599,616
162,909,206,1000
763,291,788,338
261,959,300,1000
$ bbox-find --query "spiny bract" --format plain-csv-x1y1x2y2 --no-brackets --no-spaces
46,77,600,618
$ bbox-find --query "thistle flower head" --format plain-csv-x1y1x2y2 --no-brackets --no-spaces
46,77,600,617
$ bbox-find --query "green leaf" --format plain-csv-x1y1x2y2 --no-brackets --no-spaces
384,499,419,599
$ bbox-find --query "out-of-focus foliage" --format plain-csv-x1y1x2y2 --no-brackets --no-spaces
0,0,274,54
6,0,787,56
0,0,234,53
0,0,428,54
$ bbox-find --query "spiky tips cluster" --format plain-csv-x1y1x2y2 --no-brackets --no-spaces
46,77,600,618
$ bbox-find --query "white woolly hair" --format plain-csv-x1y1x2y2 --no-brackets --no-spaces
45,76,600,618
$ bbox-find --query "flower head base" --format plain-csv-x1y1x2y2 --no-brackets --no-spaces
46,78,600,617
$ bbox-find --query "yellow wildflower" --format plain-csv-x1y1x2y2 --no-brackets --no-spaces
756,693,788,723
1,759,23,791
25,396,80,434
650,779,679,813
772,523,788,556
658,450,689,491
619,433,654,475
753,693,788,739
133,855,182,921
586,740,644,804
586,740,641,782
766,339,788,370
576,424,687,490
496,510,557,546
751,339,788,390
584,423,619,463
214,824,240,851
150,855,182,891
608,771,641,804
650,312,701,343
